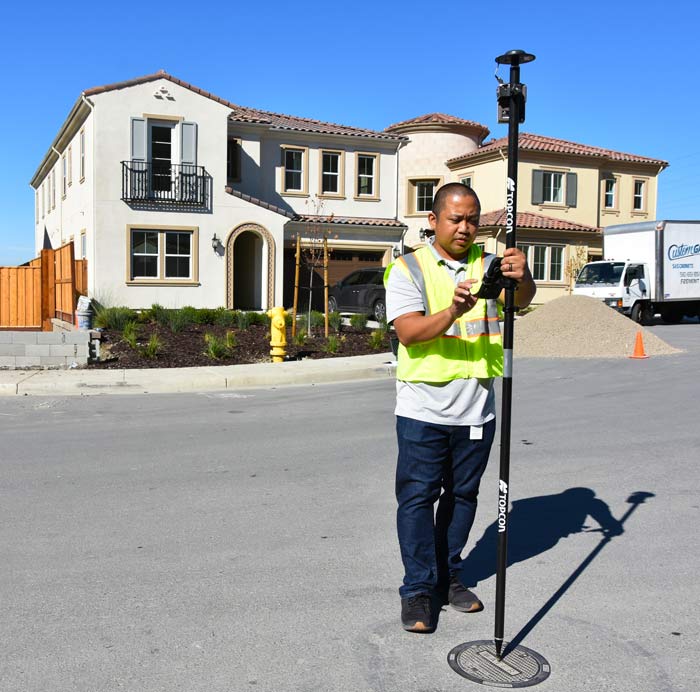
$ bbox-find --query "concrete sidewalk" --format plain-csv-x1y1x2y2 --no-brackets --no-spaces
0,352,396,396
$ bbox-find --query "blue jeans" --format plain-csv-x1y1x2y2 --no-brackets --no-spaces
395,415,495,599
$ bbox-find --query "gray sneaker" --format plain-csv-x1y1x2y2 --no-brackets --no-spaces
448,578,483,613
401,594,434,632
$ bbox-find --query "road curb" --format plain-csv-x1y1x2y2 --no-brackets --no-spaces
0,353,397,396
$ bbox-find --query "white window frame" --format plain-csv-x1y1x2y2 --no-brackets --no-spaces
633,179,646,211
281,146,308,195
416,180,435,212
542,171,563,204
319,149,344,197
131,230,160,279
518,243,565,283
549,245,564,282
61,154,67,198
355,152,379,199
79,129,86,182
408,177,441,214
51,169,56,209
604,178,616,209
80,231,86,259
67,145,73,186
126,225,199,285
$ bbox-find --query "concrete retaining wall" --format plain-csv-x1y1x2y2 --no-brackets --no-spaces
0,331,92,369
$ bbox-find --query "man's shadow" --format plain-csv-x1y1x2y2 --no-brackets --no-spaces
447,487,653,652
459,487,625,589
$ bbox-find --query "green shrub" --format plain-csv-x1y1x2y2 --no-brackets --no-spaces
368,329,386,350
168,308,193,333
192,308,218,325
149,303,170,327
323,334,343,353
140,334,161,359
93,306,137,331
284,311,294,327
122,321,139,349
180,305,199,323
203,332,236,359
235,311,251,330
328,311,342,332
310,310,325,330
214,307,238,328
293,327,308,346
247,311,269,326
349,313,368,330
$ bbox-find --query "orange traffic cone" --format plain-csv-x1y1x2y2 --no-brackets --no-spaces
629,330,649,359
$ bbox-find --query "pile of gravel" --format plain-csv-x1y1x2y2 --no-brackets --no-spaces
513,295,681,358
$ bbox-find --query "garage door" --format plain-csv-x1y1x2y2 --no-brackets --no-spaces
283,249,386,309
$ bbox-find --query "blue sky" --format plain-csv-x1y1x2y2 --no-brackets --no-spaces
1,0,697,265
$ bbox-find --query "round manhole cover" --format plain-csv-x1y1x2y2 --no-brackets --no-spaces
448,640,550,687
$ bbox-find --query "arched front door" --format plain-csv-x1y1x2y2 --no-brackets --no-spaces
226,224,275,310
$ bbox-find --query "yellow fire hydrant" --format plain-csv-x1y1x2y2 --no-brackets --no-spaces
267,306,287,363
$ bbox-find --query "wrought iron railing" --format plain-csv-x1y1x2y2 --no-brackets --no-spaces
121,161,210,206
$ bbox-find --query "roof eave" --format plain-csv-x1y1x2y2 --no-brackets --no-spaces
30,95,92,188
386,121,490,139
448,145,668,170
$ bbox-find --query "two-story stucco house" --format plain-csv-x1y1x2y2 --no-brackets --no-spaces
30,71,407,311
386,115,668,301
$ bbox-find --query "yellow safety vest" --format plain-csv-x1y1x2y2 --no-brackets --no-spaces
386,245,503,381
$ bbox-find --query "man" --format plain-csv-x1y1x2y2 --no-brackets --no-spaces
385,182,536,633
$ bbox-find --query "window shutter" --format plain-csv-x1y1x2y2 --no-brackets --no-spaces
130,118,146,162
181,122,198,167
532,170,544,204
566,172,578,207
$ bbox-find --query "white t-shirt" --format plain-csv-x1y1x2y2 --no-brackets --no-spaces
386,242,496,426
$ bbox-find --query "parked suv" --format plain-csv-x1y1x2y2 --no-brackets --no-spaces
328,267,386,322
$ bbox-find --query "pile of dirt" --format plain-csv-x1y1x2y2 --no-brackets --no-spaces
514,295,681,358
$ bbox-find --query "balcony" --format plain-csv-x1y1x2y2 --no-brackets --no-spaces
121,161,211,207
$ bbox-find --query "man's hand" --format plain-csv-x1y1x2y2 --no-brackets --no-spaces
449,278,478,319
394,279,478,347
499,247,537,309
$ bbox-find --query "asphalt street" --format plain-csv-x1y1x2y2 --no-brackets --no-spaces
1,321,698,692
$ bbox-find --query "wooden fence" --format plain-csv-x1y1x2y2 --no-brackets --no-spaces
0,265,42,329
0,241,87,331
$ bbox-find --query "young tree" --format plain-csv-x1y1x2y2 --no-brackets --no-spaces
292,196,337,334
564,244,589,294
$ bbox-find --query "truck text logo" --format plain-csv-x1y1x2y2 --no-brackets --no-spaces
498,480,508,533
668,243,700,260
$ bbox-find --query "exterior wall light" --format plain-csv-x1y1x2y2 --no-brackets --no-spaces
212,233,220,251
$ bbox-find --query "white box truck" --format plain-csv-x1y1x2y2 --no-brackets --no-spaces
573,220,700,324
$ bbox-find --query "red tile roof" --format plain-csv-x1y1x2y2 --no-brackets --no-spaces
447,132,668,167
229,106,404,140
295,214,406,228
84,71,404,141
479,209,601,233
225,187,405,227
385,113,489,137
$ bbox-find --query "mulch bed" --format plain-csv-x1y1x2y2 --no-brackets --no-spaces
89,323,391,369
